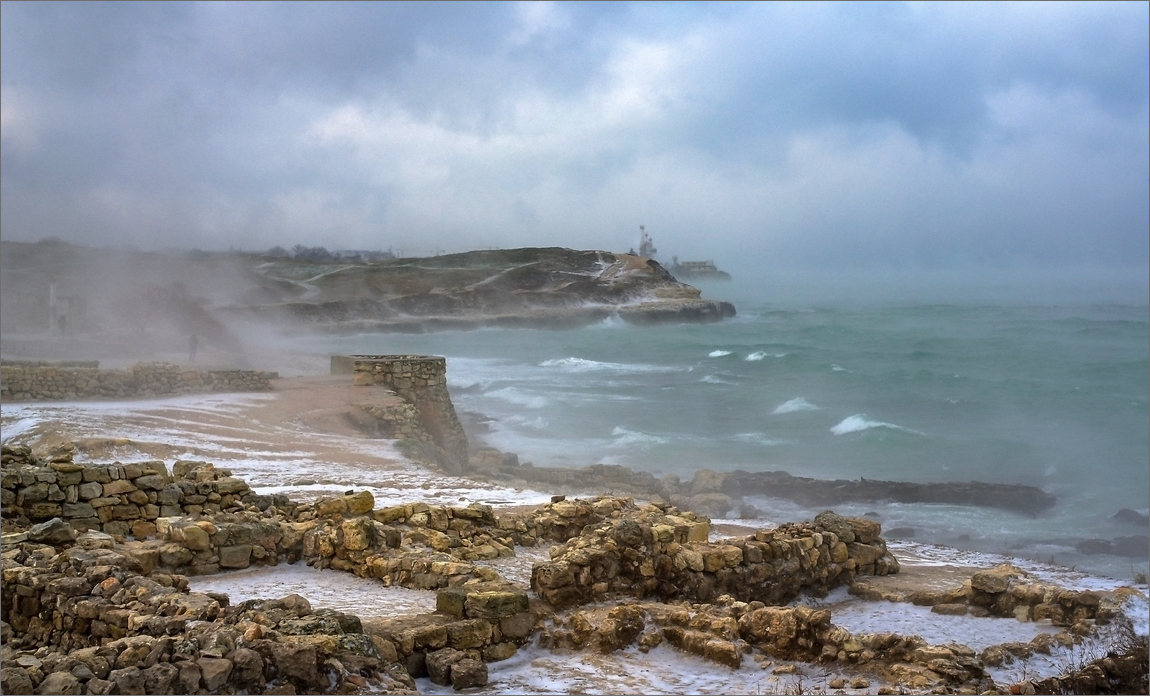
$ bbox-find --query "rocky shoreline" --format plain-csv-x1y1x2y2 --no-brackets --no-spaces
3,444,1147,695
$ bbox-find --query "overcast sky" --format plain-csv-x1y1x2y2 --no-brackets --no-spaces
2,1,1147,285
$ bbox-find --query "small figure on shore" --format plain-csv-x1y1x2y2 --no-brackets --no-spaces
189,334,199,363
57,314,67,336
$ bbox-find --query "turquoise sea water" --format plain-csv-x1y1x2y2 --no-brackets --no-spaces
297,301,1149,579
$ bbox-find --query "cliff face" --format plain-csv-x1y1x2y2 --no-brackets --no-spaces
232,247,736,333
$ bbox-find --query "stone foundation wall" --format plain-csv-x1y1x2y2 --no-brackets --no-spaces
531,509,900,610
0,361,276,402
0,536,414,694
337,355,469,474
1,447,293,539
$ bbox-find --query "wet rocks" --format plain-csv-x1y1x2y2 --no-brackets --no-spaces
721,469,1058,516
531,505,898,610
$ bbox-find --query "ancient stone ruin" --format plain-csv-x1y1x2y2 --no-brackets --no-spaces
2,357,1147,694
333,355,470,474
0,361,276,402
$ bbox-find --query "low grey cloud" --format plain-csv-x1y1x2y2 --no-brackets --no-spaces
2,1,1147,284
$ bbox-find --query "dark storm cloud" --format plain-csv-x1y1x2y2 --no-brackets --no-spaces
2,1,1147,280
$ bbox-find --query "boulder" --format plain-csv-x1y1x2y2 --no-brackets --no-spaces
35,671,81,695
813,510,856,543
229,648,263,684
141,663,179,694
450,658,488,690
971,565,1022,594
181,525,211,551
270,642,318,683
426,648,465,686
28,517,77,545
108,667,145,695
464,590,529,619
197,657,233,690
218,544,252,569
345,490,375,515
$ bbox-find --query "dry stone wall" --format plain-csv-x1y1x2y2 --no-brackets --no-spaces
1,447,293,541
531,507,900,610
0,535,416,694
336,355,469,474
0,361,276,401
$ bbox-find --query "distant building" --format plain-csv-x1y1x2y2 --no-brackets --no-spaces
630,227,731,281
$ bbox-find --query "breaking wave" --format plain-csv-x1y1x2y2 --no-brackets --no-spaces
708,350,733,357
486,387,548,409
831,414,923,436
611,426,668,448
539,357,681,374
772,397,821,414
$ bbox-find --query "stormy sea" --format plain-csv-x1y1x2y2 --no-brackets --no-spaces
298,299,1149,583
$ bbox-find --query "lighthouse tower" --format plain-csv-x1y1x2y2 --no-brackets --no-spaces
638,225,657,259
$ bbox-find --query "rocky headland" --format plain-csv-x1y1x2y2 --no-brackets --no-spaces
0,241,736,365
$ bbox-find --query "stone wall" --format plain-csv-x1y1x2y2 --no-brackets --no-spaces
0,535,415,694
0,361,276,402
337,355,469,474
531,509,900,610
1,447,293,540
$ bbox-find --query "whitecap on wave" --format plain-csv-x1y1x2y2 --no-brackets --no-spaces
538,357,681,374
611,426,668,448
732,433,784,446
772,397,821,414
830,414,923,436
485,387,549,409
707,350,732,358
701,375,734,385
745,351,787,361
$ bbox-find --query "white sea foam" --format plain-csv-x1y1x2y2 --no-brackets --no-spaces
772,397,821,414
506,415,549,430
831,414,922,436
831,364,847,371
538,357,681,374
611,426,667,448
700,375,733,384
733,433,784,446
707,350,732,357
486,387,549,409
744,351,786,361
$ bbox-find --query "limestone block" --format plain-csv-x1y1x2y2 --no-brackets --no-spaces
446,619,492,649
345,490,375,515
219,544,252,569
464,590,530,619
426,647,465,686
62,501,97,518
103,480,137,496
197,657,233,691
182,525,211,551
78,481,103,499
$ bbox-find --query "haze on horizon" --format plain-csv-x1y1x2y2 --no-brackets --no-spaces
2,1,1147,302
